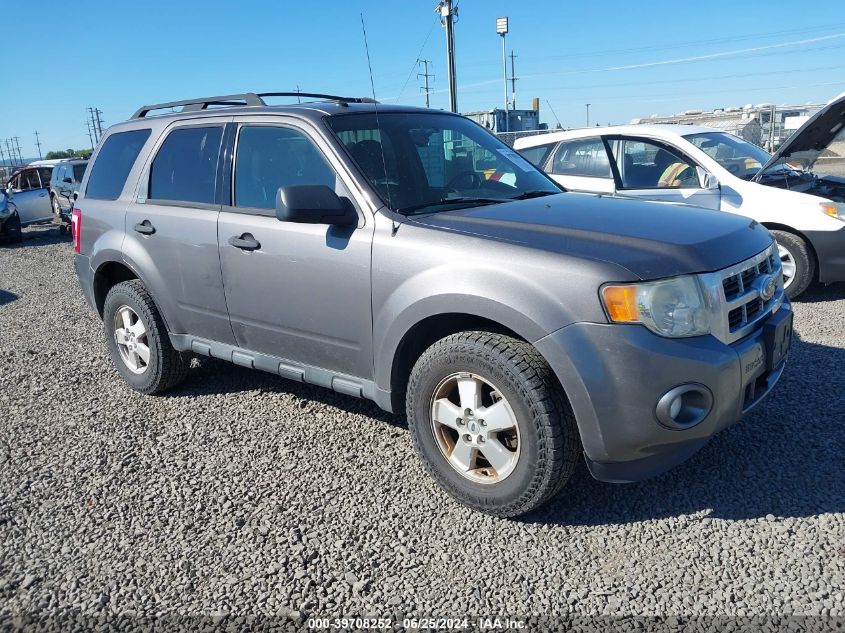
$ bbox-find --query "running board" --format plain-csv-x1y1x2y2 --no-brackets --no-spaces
168,334,377,402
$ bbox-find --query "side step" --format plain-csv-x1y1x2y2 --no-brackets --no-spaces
169,334,376,402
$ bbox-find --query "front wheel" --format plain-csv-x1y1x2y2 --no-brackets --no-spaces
406,331,579,517
103,280,189,394
1,211,23,244
51,194,61,220
771,230,814,299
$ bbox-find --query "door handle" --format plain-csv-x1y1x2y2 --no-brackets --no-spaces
228,233,260,251
134,220,156,235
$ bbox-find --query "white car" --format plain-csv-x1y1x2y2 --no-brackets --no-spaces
515,94,845,297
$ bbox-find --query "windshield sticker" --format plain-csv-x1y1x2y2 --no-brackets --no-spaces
496,148,534,172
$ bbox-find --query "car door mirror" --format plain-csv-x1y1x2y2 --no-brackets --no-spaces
696,166,720,190
275,185,357,226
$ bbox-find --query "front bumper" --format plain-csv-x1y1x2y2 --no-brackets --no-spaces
805,225,845,283
534,304,791,483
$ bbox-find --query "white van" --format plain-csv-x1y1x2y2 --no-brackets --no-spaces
515,94,845,297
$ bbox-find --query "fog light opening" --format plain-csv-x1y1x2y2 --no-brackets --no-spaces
656,384,713,430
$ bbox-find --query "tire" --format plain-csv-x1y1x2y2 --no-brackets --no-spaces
103,279,189,394
771,230,813,299
2,211,23,244
406,331,579,517
50,194,61,220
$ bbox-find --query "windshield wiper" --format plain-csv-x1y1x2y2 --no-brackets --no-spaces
397,197,506,215
508,190,560,200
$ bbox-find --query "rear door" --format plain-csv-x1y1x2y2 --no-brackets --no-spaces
57,164,77,210
545,137,615,193
125,117,235,344
607,136,721,209
217,117,374,378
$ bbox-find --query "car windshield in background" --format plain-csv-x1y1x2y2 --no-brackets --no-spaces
683,132,771,180
327,112,560,215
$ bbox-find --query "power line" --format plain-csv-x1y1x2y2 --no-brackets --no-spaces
395,15,439,103
417,59,434,108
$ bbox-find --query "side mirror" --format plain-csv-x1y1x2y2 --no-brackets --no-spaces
275,185,357,226
696,166,720,190
63,177,73,184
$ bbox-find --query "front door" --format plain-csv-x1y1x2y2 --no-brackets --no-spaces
124,118,235,344
10,168,52,224
607,137,721,210
217,119,374,379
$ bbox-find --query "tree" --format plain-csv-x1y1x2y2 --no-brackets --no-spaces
45,148,93,160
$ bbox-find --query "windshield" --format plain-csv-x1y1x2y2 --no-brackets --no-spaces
683,132,771,181
327,112,561,215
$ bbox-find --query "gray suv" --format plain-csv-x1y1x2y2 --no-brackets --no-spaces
72,92,793,517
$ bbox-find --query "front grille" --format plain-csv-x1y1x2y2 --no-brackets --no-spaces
701,243,784,345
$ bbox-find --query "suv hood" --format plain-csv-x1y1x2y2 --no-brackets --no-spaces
409,193,773,280
755,91,845,179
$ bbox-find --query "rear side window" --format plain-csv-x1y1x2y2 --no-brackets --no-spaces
518,142,554,168
86,129,151,200
551,137,612,178
149,126,223,205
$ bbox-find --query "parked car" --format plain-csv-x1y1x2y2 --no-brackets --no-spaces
0,190,21,243
515,96,845,298
72,92,791,517
3,165,55,232
50,159,88,230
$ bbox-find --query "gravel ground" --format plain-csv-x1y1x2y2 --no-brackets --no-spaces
1,225,843,629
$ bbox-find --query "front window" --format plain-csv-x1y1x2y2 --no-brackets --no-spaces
683,132,770,181
327,112,560,215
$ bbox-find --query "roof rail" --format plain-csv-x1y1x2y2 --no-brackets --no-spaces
131,92,377,119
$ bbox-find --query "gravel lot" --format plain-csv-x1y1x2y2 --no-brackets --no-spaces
1,225,843,628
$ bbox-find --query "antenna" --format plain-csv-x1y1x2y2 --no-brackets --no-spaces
360,12,398,234
546,100,562,129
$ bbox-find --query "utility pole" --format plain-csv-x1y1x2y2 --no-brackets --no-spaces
85,118,95,150
13,137,23,165
509,50,518,110
88,107,102,144
3,140,12,166
769,104,777,151
95,108,104,139
585,103,591,127
496,16,509,132
417,59,434,108
34,131,43,160
295,85,302,104
436,0,458,113
0,143,6,167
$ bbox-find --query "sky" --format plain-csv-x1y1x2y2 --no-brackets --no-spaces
1,0,844,158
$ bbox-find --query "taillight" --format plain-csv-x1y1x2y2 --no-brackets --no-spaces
71,209,81,253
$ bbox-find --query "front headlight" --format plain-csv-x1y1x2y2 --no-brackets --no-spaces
820,202,845,221
601,275,710,338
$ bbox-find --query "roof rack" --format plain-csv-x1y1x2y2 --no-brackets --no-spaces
131,92,377,119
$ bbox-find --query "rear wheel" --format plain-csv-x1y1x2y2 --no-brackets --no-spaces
771,230,813,299
406,331,579,517
103,280,189,394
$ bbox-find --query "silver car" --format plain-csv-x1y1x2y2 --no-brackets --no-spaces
4,166,54,232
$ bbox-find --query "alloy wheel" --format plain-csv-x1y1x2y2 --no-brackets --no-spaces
113,305,150,374
778,242,796,290
429,372,521,484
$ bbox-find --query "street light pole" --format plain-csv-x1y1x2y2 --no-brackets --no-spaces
585,103,591,127
496,16,509,133
437,0,458,113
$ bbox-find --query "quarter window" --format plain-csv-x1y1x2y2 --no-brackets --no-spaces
86,129,151,200
73,164,87,183
518,142,555,168
234,126,337,210
551,138,611,178
149,126,223,204
612,139,700,189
